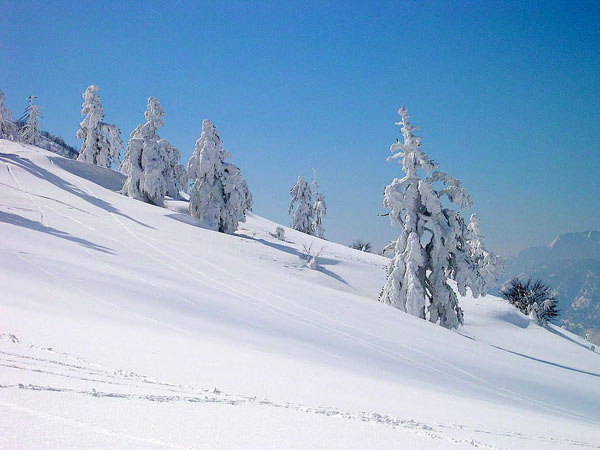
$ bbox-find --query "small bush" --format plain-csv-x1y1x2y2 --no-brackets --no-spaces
275,226,285,241
500,278,559,325
350,240,372,253
302,242,323,270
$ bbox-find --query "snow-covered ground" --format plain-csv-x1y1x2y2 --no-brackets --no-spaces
1,140,599,449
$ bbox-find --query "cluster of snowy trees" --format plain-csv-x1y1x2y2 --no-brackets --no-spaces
0,90,77,157
289,169,327,238
118,98,251,233
380,107,503,328
0,86,252,234
0,91,43,144
119,99,251,233
3,85,510,328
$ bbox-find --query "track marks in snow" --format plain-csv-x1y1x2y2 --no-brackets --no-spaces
2,334,597,449
4,164,47,226
35,159,600,426
0,335,484,448
122,220,600,425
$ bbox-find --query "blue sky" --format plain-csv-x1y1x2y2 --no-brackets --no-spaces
2,1,599,255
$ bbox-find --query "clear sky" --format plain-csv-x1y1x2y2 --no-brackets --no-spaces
2,1,599,255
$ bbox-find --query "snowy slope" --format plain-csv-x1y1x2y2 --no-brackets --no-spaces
1,140,599,449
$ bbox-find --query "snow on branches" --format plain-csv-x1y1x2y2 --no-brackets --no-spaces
380,106,502,328
121,97,181,207
0,89,18,140
312,168,327,238
289,170,327,237
19,96,42,145
76,85,122,168
289,176,313,234
187,119,252,234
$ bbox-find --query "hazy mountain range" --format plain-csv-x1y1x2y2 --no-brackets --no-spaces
498,230,600,344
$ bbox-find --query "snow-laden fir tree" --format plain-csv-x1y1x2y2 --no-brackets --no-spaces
0,89,18,140
19,96,42,145
162,142,187,199
221,163,253,233
289,176,313,234
380,106,485,328
76,85,122,168
312,168,327,238
121,97,173,207
188,119,252,233
466,214,504,292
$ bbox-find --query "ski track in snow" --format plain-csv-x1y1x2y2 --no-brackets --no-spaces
1,334,596,449
5,164,47,227
5,155,599,427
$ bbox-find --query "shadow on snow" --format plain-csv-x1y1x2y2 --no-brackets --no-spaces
0,210,114,254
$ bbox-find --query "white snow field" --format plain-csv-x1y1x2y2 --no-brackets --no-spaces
1,139,599,449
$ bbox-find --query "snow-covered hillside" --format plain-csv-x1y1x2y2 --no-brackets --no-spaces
1,140,599,449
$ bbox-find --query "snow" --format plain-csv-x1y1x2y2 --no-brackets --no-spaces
1,139,599,449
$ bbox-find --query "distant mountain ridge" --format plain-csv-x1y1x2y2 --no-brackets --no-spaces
499,230,600,344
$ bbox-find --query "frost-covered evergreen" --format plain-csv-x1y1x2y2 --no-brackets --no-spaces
76,85,122,168
0,89,18,140
380,106,484,329
289,176,313,234
221,163,253,234
121,97,174,207
188,119,252,233
312,168,327,238
19,96,42,145
162,142,187,199
466,214,504,292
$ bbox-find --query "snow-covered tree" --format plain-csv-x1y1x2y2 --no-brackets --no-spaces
380,106,484,329
0,89,18,140
221,163,253,234
289,176,313,234
76,85,122,168
466,214,504,292
19,96,42,145
312,168,327,238
162,141,187,199
188,119,252,233
121,97,173,207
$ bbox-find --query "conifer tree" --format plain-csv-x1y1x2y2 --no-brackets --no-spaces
76,85,122,168
289,176,313,234
380,106,487,328
19,96,42,145
0,89,18,140
466,214,504,292
121,97,172,206
162,142,187,199
188,119,252,233
312,168,327,238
